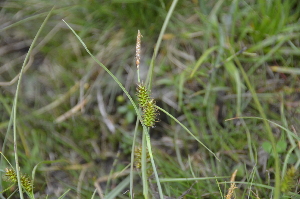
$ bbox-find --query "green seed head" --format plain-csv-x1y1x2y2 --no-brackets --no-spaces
136,83,151,108
142,100,159,127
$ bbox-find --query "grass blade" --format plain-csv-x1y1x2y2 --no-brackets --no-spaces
11,7,54,199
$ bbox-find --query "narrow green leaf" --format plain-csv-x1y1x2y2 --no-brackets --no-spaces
190,46,219,78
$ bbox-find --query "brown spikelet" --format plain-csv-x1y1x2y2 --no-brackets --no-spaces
135,30,142,69
225,169,237,199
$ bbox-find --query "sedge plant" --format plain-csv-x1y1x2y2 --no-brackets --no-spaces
63,18,219,198
2,1,300,198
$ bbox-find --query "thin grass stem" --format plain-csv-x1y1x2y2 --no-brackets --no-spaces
141,131,148,198
129,119,139,199
11,7,54,199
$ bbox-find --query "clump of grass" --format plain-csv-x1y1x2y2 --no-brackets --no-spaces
1,0,300,198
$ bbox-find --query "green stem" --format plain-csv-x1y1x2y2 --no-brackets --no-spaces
129,119,139,199
143,127,164,199
141,131,148,198
137,68,140,83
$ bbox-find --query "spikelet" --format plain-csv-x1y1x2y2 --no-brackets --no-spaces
136,83,159,127
281,166,297,193
3,168,33,193
136,83,151,108
4,168,17,183
135,31,159,128
134,146,151,168
134,146,142,169
136,30,142,69
20,174,33,193
134,146,153,176
225,170,237,199
142,99,159,127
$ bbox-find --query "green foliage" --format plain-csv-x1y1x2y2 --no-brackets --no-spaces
262,140,288,154
117,103,135,124
1,0,300,198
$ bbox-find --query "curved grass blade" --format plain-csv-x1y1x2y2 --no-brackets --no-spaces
10,7,54,199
